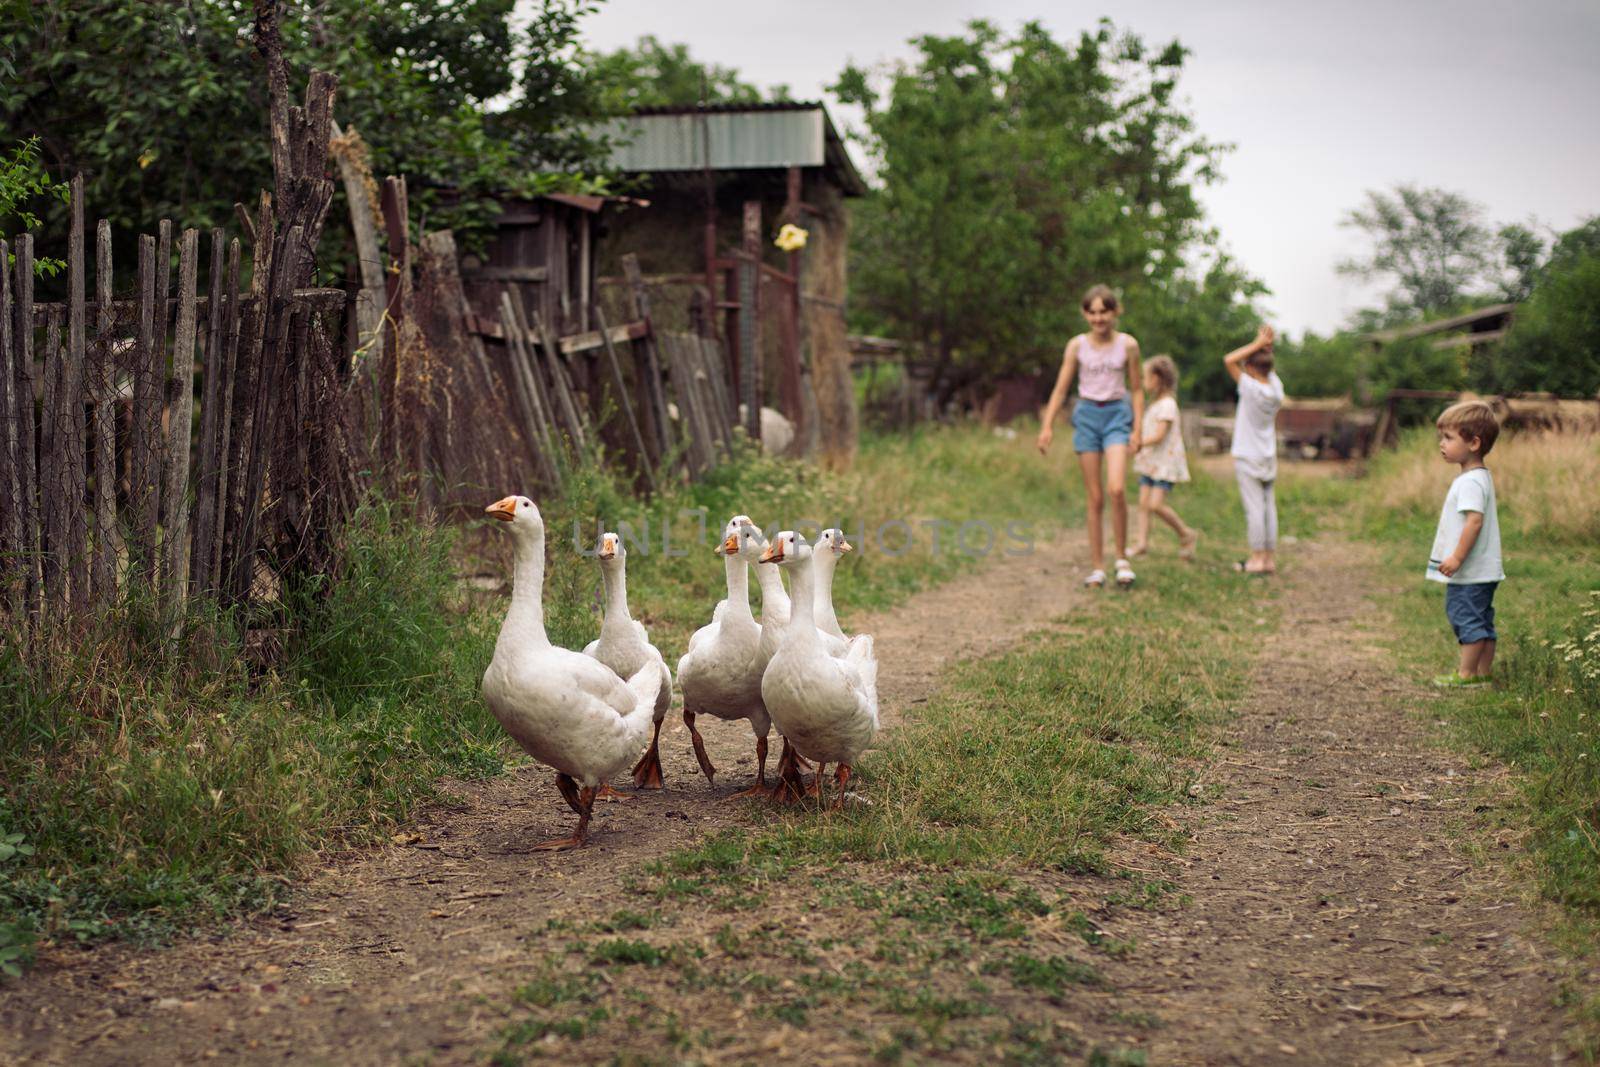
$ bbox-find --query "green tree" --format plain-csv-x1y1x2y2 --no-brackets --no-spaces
1338,185,1496,322
1485,216,1600,396
833,19,1229,402
0,137,68,276
585,35,769,110
1,0,611,278
1122,255,1268,403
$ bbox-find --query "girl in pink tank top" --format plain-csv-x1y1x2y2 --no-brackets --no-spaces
1035,284,1147,589
1075,333,1129,402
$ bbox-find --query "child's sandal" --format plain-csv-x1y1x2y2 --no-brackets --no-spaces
1114,559,1136,587
1083,569,1106,588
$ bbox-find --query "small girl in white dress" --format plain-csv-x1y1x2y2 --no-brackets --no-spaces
1130,355,1199,560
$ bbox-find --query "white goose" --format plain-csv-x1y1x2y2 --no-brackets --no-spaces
676,516,770,794
582,532,674,789
759,531,879,806
480,496,663,850
812,527,854,646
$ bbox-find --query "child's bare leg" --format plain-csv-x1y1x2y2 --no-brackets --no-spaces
1078,451,1105,572
1105,444,1130,560
1149,487,1190,539
1472,639,1496,678
1131,484,1151,554
1457,640,1486,679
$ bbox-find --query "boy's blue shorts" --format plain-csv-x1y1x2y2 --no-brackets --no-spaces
1444,581,1498,644
1138,475,1175,491
1072,396,1133,453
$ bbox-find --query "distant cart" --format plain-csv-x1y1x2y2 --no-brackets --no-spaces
1193,398,1376,460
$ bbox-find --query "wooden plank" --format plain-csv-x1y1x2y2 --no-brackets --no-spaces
221,194,273,603
39,308,66,618
130,234,160,589
496,294,557,487
739,201,762,443
620,254,673,464
524,303,588,450
207,239,242,593
594,306,656,492
228,223,300,604
666,335,711,475
161,228,198,616
462,265,550,283
190,230,227,592
699,335,737,452
379,175,409,465
64,174,89,613
14,236,40,618
91,218,118,603
556,320,649,356
0,237,17,610
693,336,735,457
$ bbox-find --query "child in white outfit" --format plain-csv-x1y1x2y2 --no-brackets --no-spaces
1427,400,1505,686
1130,355,1198,559
1223,325,1285,575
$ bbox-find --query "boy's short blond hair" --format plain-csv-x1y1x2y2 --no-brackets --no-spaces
1436,400,1500,456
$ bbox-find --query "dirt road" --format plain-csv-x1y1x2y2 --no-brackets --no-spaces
1,531,1578,1064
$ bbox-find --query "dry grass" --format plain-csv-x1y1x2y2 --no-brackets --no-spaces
1363,425,1600,545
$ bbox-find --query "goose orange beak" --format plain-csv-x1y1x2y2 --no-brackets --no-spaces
759,543,784,564
718,532,739,555
836,539,854,553
485,497,517,522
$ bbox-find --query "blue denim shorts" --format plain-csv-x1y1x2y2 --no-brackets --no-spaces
1072,396,1133,453
1138,475,1175,491
1444,582,1498,644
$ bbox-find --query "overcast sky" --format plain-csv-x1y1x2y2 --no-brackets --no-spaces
562,0,1600,336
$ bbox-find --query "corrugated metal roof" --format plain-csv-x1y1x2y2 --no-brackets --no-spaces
595,103,867,196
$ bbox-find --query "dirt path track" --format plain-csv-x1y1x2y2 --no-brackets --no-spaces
1096,536,1571,1064
1,531,1578,1064
2,533,1087,1065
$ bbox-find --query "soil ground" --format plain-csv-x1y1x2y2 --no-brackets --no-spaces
0,528,1578,1065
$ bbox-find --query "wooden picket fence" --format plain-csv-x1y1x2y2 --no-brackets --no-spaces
0,169,357,630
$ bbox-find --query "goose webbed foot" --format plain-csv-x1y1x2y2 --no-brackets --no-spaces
831,764,853,811
684,709,717,784
727,734,771,799
773,737,810,804
631,719,666,790
536,774,595,850
595,784,632,802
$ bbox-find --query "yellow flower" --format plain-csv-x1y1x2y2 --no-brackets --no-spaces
138,150,157,169
774,223,809,252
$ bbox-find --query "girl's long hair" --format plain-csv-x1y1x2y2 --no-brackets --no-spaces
1145,354,1178,396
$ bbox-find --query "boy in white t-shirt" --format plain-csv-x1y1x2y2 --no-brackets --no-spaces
1427,400,1505,686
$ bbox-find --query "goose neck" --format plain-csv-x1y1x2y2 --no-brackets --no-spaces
753,556,790,617
723,554,754,621
784,556,819,638
499,526,550,652
600,561,632,634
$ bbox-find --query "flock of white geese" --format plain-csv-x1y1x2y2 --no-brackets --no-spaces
479,496,880,851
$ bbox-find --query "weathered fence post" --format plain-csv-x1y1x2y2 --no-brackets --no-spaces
91,218,118,603
739,201,761,444
13,236,40,618
159,228,199,617
0,237,17,614
620,254,673,464
62,175,90,614
595,306,656,493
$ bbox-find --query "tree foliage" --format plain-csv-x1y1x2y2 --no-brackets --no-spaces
1,0,612,278
585,35,774,110
833,19,1234,400
1338,185,1546,324
1488,216,1600,397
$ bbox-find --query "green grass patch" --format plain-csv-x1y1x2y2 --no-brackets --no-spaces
0,425,1072,967
1344,429,1600,1053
